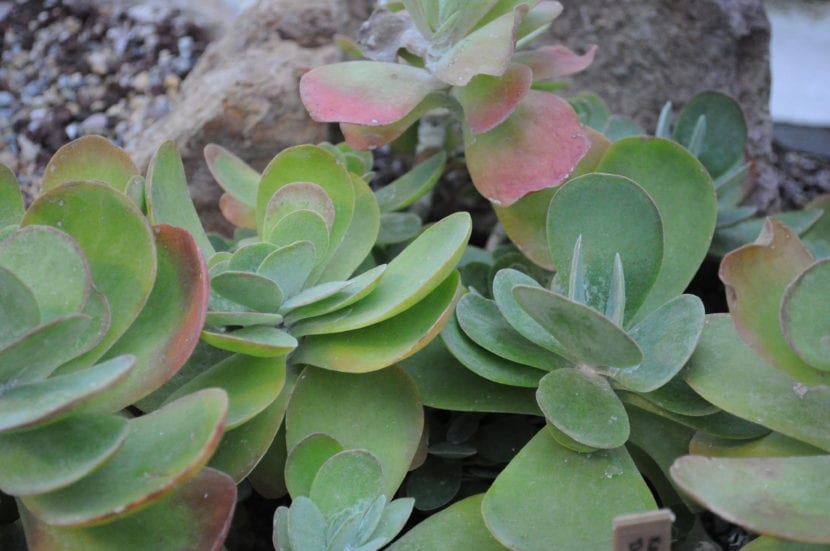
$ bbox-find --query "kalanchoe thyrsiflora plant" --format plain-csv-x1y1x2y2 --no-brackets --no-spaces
671,219,830,546
0,137,235,550
299,0,596,206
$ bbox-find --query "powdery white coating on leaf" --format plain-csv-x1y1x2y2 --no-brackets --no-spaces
466,90,590,206
513,44,597,81
300,61,444,126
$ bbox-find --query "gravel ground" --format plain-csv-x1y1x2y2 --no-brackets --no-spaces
0,0,211,201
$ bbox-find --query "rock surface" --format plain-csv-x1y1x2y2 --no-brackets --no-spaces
126,0,374,233
549,0,778,209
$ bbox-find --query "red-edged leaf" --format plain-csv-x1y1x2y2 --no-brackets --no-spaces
720,219,822,384
92,225,209,411
219,193,257,229
513,44,597,81
20,468,235,551
300,62,444,125
341,94,449,150
466,90,590,206
453,63,532,134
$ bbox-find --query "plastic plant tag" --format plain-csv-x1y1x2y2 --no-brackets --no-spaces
612,509,674,551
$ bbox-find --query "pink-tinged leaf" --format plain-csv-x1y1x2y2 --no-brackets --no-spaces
20,468,236,551
513,44,597,81
219,193,256,229
429,8,524,86
41,136,139,193
453,63,532,134
720,219,824,384
300,62,444,125
466,90,590,206
91,225,210,411
341,94,449,150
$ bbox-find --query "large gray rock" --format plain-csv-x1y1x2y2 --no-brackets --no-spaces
550,0,777,209
127,0,374,232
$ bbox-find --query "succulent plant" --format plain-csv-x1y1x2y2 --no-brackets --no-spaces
299,0,596,206
0,136,234,550
671,219,830,546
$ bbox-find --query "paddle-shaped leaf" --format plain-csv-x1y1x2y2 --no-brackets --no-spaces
258,241,316,298
780,259,830,371
466,90,590,206
0,267,39,348
547,173,663,320
0,164,24,228
286,366,423,497
536,368,629,450
21,389,228,526
204,143,260,207
596,138,716,321
0,314,92,383
92,225,209,411
514,45,597,81
375,152,446,213
201,326,297,358
292,212,470,336
41,136,139,192
453,63,532,134
720,219,823,383
492,269,566,354
310,450,384,517
19,468,236,551
294,271,461,373
684,315,830,452
145,142,214,257
671,455,830,543
513,285,643,368
482,429,656,551
301,62,444,125
285,434,344,499
283,265,386,324
23,182,157,368
211,271,283,313
0,414,128,496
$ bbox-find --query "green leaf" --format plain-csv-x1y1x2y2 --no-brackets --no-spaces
375,152,446,213
0,314,92,384
23,182,157,368
262,183,335,240
456,292,569,370
211,271,283,313
547,173,663,321
0,164,24,228
92,225,210,411
293,212,471,336
671,455,830,543
493,188,556,269
204,143,260,207
513,285,643,368
743,537,830,550
720,219,823,383
389,494,506,551
266,211,331,274
204,311,282,327
537,368,629,450
41,136,139,193
310,450,384,517
0,266,40,348
258,241,316,298
405,456,461,511
0,225,91,323
288,497,327,551
286,366,423,497
376,212,422,245
19,468,236,551
0,414,127,496
802,195,830,259
636,377,719,417
684,314,830,452
0,355,133,432
317,172,380,283
609,294,705,392
283,265,386,324
673,91,747,178
145,142,215,257
164,354,285,430
401,338,540,414
689,431,825,459
781,259,830,371
21,389,228,526
712,210,823,258
366,497,415,546
466,90,590,206
201,326,297,357
441,312,546,388
596,138,716,321
482,429,656,551
294,270,461,373
300,62,444,124
285,434,344,499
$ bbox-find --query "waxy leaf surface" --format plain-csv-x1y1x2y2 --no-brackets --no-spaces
309,450,384,517
285,434,344,499
0,164,24,227
41,136,138,192
204,143,259,207
201,326,297,358
513,44,596,81
453,64,532,134
780,259,830,371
